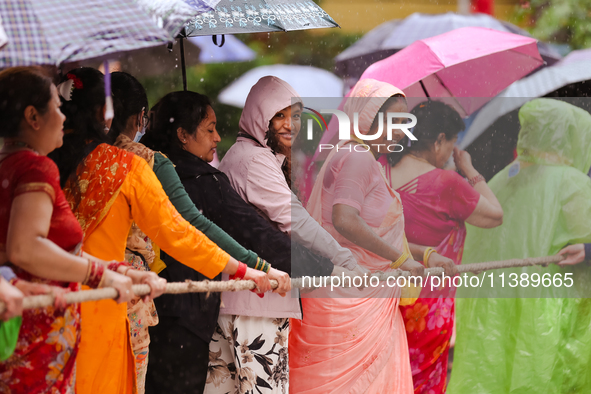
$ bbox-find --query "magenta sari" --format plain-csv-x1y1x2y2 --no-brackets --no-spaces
382,165,480,393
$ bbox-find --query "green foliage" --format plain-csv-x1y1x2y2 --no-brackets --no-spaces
513,0,591,49
138,30,360,157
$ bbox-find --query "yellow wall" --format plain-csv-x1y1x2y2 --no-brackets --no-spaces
321,0,520,33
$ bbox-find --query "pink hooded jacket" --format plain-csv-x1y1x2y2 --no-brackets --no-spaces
219,76,358,318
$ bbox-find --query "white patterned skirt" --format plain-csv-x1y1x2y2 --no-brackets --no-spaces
204,315,289,394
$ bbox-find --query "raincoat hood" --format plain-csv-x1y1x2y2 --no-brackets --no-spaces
239,76,302,148
517,98,591,174
344,78,406,135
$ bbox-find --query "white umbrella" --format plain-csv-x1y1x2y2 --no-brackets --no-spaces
218,64,343,108
459,49,591,149
188,35,255,63
0,19,7,50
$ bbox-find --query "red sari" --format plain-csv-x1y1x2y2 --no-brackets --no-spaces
0,150,83,394
384,166,480,394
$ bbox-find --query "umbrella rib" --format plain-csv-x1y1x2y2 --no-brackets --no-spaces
430,73,465,113
419,80,430,98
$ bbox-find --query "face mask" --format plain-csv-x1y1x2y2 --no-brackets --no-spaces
134,126,146,142
134,108,148,142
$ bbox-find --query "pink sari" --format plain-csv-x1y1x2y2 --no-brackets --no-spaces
381,165,480,393
289,79,414,394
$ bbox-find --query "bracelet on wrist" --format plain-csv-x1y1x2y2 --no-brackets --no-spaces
83,260,105,289
107,261,130,272
256,258,272,274
122,266,133,276
468,174,485,187
390,251,409,269
423,247,437,267
230,262,248,280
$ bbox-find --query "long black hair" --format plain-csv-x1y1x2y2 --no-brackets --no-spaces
387,100,464,166
142,91,212,156
49,67,110,187
108,72,148,140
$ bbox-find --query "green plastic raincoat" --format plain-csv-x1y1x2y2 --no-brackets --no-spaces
448,99,591,393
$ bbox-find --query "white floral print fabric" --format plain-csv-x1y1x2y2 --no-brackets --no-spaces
204,315,289,394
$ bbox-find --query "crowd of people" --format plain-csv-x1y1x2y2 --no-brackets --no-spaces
0,65,590,394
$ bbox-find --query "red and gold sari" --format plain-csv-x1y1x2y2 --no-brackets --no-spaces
0,151,83,394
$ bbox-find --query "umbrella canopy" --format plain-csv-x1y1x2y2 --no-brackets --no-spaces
459,49,591,149
0,0,182,68
183,0,222,13
135,0,202,38
218,64,343,107
335,12,561,81
360,27,543,117
312,27,543,162
183,0,339,36
79,35,254,76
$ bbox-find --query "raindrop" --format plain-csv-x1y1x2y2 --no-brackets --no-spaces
169,117,175,123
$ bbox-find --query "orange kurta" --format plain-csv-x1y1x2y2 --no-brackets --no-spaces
69,145,230,394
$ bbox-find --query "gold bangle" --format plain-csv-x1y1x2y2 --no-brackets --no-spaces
83,259,92,285
423,247,437,267
390,251,409,269
97,270,106,289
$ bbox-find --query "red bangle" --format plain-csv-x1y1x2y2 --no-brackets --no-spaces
229,262,247,280
107,261,130,272
84,261,105,289
468,174,485,187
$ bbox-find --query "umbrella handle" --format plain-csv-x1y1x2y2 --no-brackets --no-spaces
180,38,187,91
212,35,226,47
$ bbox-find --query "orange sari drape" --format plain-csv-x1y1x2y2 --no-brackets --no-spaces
65,143,230,394
64,144,137,394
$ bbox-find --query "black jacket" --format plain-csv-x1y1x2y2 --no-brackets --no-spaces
157,147,333,342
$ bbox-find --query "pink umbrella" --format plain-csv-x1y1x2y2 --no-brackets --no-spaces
312,27,543,161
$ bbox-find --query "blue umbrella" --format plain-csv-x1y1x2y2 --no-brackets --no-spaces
0,0,185,68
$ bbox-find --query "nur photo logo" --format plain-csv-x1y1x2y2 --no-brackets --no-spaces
303,107,418,153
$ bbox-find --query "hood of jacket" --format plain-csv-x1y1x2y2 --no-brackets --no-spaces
343,78,406,135
238,76,302,148
517,98,591,174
